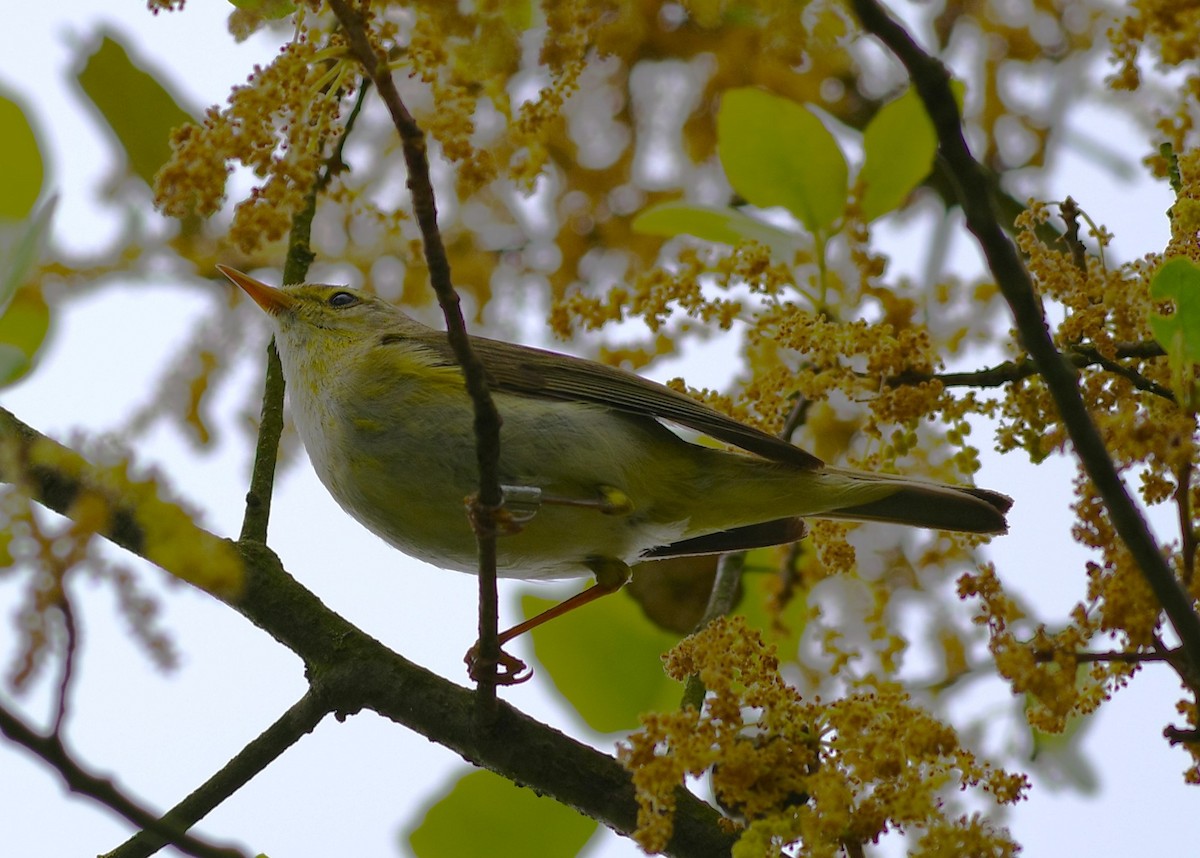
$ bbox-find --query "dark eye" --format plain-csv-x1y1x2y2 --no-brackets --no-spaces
328,291,359,308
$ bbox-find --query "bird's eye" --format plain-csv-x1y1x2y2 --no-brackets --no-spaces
328,291,358,308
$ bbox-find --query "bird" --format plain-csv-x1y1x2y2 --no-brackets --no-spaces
218,266,1010,674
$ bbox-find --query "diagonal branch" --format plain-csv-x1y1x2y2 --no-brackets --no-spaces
0,701,246,858
104,691,329,858
850,0,1200,683
326,0,506,705
886,341,1173,401
0,408,735,858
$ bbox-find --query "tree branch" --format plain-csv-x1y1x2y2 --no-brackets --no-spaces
104,691,328,858
240,78,369,545
326,0,507,705
850,0,1200,684
0,701,246,858
0,409,735,858
1032,648,1178,665
886,341,1172,401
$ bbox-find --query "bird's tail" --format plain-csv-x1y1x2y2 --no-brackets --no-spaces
814,467,1011,534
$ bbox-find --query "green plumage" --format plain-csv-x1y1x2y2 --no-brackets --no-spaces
222,268,1011,584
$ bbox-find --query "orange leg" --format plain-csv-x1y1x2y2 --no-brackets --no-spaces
467,557,633,684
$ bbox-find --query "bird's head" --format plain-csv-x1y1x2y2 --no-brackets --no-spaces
217,266,414,352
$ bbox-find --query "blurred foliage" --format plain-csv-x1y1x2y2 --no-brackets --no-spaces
75,32,196,187
409,768,598,857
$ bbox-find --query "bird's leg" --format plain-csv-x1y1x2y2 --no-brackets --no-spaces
498,484,634,524
497,557,632,646
464,557,633,684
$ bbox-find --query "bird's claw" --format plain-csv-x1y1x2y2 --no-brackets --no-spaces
465,643,533,685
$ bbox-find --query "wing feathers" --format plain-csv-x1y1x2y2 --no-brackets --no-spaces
399,331,824,469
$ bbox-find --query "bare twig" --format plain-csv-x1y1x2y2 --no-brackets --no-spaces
1032,648,1177,665
105,691,328,858
0,702,246,858
681,552,747,710
681,396,812,710
326,0,506,709
885,341,1172,402
851,0,1200,685
1058,196,1090,278
238,84,369,544
51,593,78,736
1178,460,1196,589
1164,725,1200,745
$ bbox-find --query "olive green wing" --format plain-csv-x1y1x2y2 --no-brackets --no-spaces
399,330,823,470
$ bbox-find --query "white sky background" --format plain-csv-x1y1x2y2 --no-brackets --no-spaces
0,3,1195,857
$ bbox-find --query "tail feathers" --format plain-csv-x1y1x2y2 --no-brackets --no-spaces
645,517,809,559
825,477,1011,535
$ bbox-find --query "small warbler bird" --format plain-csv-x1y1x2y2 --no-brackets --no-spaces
219,266,1010,650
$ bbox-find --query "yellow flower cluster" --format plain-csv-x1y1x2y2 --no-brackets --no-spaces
969,200,1198,759
960,563,1119,736
155,28,349,254
1110,0,1200,88
619,616,1027,856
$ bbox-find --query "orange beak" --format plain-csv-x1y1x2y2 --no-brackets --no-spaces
216,265,296,316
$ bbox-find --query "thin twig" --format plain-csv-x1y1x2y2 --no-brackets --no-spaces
886,341,1172,402
681,552,747,710
851,0,1200,687
1058,196,1090,278
240,79,369,544
238,342,285,544
51,593,78,736
0,702,246,858
105,691,328,858
680,395,811,710
1031,648,1176,665
327,0,506,710
1178,460,1195,589
1164,725,1200,745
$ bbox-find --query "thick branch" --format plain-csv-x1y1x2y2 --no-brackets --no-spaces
0,702,246,858
326,0,506,703
1,410,735,858
851,0,1200,682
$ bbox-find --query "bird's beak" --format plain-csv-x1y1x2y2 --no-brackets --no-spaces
216,265,296,316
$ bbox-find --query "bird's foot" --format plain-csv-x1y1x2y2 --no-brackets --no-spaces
464,643,532,685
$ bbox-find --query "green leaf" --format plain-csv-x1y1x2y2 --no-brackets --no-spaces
860,87,936,221
632,201,802,260
717,88,848,233
409,769,597,858
0,90,44,220
0,286,51,388
524,588,683,733
0,196,56,316
228,0,297,19
1149,257,1200,363
75,32,194,186
859,82,964,221
0,195,57,387
1148,256,1200,408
